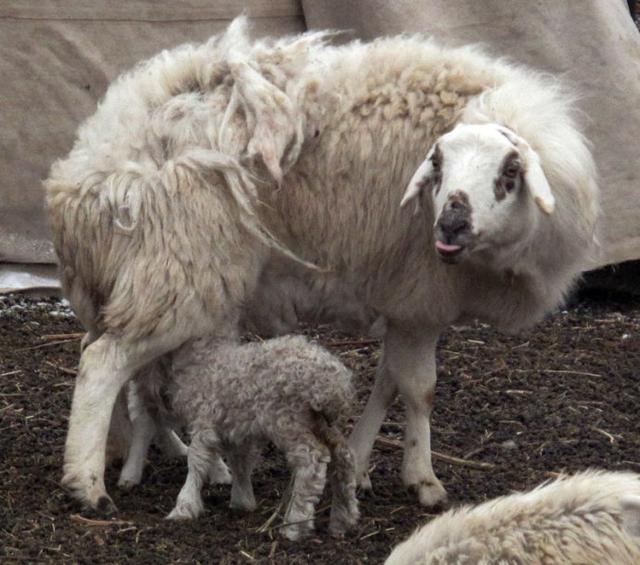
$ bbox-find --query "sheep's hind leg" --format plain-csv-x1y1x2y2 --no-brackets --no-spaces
348,356,398,492
387,324,446,507
117,385,156,490
156,427,188,459
61,333,188,513
278,429,331,541
227,440,260,511
167,429,222,520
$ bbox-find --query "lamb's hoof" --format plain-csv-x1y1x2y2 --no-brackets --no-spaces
166,500,203,520
329,506,360,536
408,479,448,508
229,498,257,512
281,524,311,542
328,520,355,538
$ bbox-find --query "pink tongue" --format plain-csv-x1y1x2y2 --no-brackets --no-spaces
435,240,462,254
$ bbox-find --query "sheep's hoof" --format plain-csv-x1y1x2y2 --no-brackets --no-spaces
165,509,190,521
356,471,373,493
408,479,448,508
94,496,118,516
61,473,118,515
117,478,138,491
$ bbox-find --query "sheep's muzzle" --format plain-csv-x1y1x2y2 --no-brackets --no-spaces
434,199,473,264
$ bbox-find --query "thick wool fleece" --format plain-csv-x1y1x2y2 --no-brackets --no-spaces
386,470,640,565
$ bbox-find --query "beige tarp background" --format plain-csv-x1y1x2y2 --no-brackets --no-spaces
2,0,639,292
0,0,304,293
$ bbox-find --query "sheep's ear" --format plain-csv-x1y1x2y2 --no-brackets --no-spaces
522,145,555,215
493,125,555,215
400,146,436,208
622,495,640,538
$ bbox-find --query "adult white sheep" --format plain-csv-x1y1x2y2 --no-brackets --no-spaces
133,333,359,540
385,470,640,564
44,17,599,512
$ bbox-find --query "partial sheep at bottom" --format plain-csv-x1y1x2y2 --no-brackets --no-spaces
132,334,359,541
385,470,640,564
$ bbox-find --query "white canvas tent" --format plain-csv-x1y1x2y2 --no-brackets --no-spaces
2,0,638,293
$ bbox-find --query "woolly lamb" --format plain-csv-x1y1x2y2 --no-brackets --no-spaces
135,334,359,540
45,18,599,512
385,470,640,564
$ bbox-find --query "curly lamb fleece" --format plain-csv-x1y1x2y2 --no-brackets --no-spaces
45,16,599,512
385,470,640,564
137,334,359,540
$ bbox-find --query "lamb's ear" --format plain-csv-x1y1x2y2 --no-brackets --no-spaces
494,125,555,215
622,495,640,538
400,146,436,208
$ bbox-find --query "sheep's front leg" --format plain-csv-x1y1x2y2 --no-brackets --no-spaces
348,361,398,491
63,331,194,512
389,324,445,507
167,429,220,520
62,336,149,513
350,324,445,506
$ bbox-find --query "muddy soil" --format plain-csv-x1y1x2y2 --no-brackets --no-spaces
1,290,639,563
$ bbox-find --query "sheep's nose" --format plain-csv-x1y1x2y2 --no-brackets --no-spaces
437,208,470,240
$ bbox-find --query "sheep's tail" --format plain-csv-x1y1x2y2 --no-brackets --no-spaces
311,411,360,534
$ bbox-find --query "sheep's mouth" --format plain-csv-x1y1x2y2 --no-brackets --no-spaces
435,240,465,264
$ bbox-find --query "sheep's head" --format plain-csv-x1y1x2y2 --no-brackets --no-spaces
401,123,555,266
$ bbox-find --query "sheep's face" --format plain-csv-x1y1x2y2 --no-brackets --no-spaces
401,123,555,266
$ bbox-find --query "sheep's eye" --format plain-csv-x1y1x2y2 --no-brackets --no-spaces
503,161,520,178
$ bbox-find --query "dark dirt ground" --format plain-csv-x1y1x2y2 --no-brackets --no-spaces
1,288,639,564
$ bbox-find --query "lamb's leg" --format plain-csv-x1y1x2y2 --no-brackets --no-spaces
61,334,185,513
167,429,221,520
348,352,398,491
388,324,445,507
227,441,260,511
278,430,331,541
322,425,360,536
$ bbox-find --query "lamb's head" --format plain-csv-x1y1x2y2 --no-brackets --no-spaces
401,123,555,266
